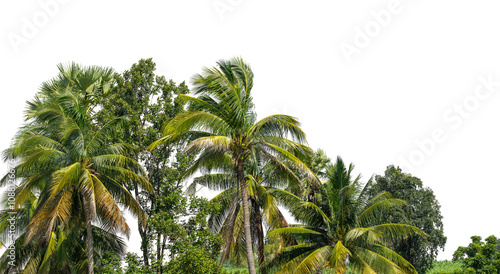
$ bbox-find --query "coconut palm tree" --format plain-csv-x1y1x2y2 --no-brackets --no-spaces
1,64,151,273
0,177,128,274
0,219,126,273
38,62,114,106
149,57,315,274
294,149,331,203
264,157,426,273
187,151,301,273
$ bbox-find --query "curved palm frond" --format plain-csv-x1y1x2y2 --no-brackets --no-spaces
266,156,424,273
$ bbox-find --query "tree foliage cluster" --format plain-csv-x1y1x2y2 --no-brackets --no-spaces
369,166,447,273
453,235,500,273
0,57,449,274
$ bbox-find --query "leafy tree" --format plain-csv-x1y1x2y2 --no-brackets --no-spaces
0,63,151,274
149,57,315,274
297,149,331,203
453,235,500,273
164,195,223,259
264,157,425,273
95,250,124,273
368,166,447,273
97,58,189,271
124,252,148,274
120,189,223,274
308,149,331,179
165,246,221,274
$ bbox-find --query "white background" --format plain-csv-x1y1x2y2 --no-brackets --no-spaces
1,0,500,261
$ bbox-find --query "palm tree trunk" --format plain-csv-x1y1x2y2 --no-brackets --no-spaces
236,162,257,274
82,194,94,274
252,199,266,274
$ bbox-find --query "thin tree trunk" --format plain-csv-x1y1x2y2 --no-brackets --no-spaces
157,232,162,274
160,235,167,273
252,199,266,274
236,162,257,274
134,149,150,267
135,184,150,267
82,194,94,274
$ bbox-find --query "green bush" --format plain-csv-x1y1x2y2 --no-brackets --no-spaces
221,265,251,273
426,260,463,274
453,235,500,273
166,246,221,274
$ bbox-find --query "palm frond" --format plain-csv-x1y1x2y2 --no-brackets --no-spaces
329,241,352,273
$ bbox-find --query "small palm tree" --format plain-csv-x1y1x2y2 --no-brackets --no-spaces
149,57,315,274
2,64,151,274
0,220,126,273
296,149,331,203
264,157,426,273
188,151,300,273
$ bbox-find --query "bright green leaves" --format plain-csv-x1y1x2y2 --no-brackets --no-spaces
266,157,423,274
453,235,500,273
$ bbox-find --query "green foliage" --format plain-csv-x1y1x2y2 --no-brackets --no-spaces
163,195,223,259
369,166,447,274
0,63,149,274
95,251,123,274
124,252,152,274
118,195,223,273
426,260,463,274
0,57,454,274
165,246,221,274
98,58,190,269
298,149,331,203
149,57,314,274
264,157,425,273
322,265,353,273
191,151,299,271
453,235,500,273
222,265,250,273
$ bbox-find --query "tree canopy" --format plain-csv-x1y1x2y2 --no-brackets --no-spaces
263,157,425,273
0,58,453,274
453,235,500,273
369,166,447,273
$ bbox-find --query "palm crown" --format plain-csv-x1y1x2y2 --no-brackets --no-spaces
149,57,316,274
265,157,426,273
1,64,151,273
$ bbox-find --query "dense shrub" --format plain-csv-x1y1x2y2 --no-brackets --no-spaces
426,260,463,274
453,235,500,273
165,246,221,274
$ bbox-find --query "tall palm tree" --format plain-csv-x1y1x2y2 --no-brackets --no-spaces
264,157,426,273
187,151,300,273
149,57,315,274
2,64,151,273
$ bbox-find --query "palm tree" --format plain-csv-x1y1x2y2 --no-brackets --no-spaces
0,176,127,274
2,64,151,273
264,157,426,273
0,219,126,273
187,151,300,273
149,57,315,274
295,149,331,203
